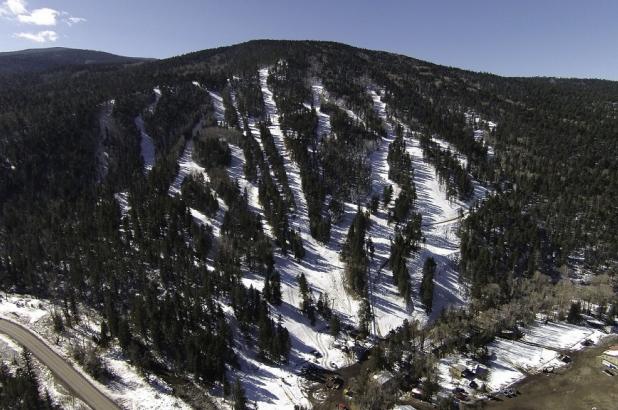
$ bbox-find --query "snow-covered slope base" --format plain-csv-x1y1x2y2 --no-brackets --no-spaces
437,320,607,398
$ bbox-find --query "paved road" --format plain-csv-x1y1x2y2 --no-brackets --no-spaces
0,318,120,410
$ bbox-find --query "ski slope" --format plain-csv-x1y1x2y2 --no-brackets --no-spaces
208,89,226,125
366,89,426,335
369,89,490,325
405,131,489,320
196,74,494,408
229,76,490,408
135,87,161,173
258,67,361,349
312,84,331,140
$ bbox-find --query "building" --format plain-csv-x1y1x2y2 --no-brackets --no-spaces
372,370,397,390
325,375,343,390
449,363,469,379
475,365,489,380
599,345,618,369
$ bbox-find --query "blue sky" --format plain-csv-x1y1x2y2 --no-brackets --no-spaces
1,0,617,79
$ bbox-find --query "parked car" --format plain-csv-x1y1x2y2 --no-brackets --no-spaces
501,388,516,397
559,354,572,363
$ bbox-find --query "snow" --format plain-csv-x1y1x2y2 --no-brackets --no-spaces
106,347,190,410
259,66,359,345
134,87,163,173
484,338,563,391
223,74,490,408
167,95,227,238
369,89,490,324
207,90,226,125
168,140,205,196
365,89,427,334
214,68,362,408
135,116,156,173
522,320,606,350
114,191,130,217
406,136,489,320
373,369,395,386
113,76,493,408
96,99,114,182
437,320,610,397
432,136,468,168
311,84,331,140
465,111,496,157
0,295,48,324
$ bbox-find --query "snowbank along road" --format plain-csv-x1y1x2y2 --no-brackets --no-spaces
0,318,120,410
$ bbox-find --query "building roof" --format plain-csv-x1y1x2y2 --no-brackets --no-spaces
373,370,395,386
452,363,468,371
603,347,618,357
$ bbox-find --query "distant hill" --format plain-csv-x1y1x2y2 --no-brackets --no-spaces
0,47,154,74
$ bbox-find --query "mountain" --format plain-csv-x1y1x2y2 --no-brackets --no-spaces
0,40,616,409
0,47,153,74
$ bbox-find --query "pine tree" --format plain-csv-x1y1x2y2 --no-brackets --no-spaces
271,271,282,305
329,314,341,337
421,257,436,313
232,378,247,410
567,302,582,324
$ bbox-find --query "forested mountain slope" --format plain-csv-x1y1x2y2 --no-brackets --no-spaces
0,40,616,408
0,47,152,74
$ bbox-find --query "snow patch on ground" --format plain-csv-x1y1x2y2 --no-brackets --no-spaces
522,320,606,350
437,320,609,397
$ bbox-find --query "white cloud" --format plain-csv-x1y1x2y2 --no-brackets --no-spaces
13,29,58,43
64,16,86,26
5,0,27,15
2,0,84,42
17,7,58,25
1,1,85,27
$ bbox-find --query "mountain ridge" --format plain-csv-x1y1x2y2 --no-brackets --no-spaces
0,46,154,74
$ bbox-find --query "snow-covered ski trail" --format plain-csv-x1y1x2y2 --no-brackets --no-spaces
207,89,226,126
367,89,428,334
404,128,490,322
135,87,161,174
312,84,331,140
258,67,359,368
